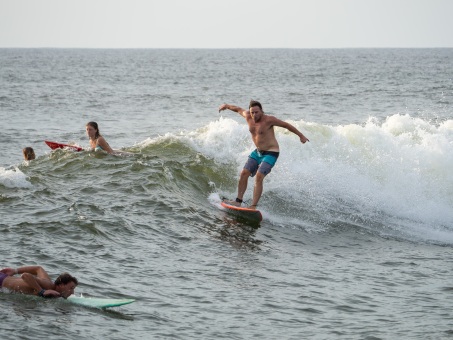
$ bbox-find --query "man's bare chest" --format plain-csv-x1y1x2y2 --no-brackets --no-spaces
249,123,273,136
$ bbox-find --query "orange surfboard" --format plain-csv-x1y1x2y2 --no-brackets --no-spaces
220,200,263,222
45,140,83,152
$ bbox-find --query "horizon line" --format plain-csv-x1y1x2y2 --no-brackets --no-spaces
1,46,452,50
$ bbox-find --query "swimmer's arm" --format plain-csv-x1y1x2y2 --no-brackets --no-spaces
21,272,47,295
0,267,16,276
97,137,115,154
21,273,59,297
15,266,52,280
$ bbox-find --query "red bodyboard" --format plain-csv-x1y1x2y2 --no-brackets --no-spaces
44,140,83,152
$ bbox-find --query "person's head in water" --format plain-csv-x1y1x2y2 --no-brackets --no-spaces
23,147,35,161
86,121,100,140
54,272,78,299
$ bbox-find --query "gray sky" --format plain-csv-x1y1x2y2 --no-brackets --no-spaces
1,0,452,48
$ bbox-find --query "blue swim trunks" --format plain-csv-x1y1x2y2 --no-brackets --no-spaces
244,149,280,177
0,272,8,287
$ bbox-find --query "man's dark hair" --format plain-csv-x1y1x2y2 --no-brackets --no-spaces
249,100,262,110
54,273,78,286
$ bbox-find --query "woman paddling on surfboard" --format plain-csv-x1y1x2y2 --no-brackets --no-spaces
0,266,78,299
86,121,115,154
218,100,309,210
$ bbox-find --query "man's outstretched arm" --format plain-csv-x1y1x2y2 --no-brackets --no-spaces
218,104,248,118
272,117,310,143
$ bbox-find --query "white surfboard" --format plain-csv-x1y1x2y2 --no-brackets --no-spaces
67,295,135,308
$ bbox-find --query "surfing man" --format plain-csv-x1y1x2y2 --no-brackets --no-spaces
218,100,309,209
0,266,78,299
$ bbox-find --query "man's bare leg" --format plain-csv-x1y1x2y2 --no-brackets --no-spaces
232,169,251,206
250,172,265,209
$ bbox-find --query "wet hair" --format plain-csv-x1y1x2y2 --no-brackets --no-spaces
23,147,35,161
249,100,262,110
54,273,78,286
86,121,100,139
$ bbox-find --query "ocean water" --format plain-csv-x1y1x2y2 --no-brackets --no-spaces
1,48,452,339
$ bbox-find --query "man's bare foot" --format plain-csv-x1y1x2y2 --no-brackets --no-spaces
249,204,257,210
226,200,241,207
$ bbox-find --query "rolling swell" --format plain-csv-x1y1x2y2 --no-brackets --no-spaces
16,138,258,243
3,114,453,247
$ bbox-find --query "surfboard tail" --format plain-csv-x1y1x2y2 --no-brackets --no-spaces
220,200,263,222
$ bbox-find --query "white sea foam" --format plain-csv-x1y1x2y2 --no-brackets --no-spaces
187,114,453,238
0,167,33,189
135,114,453,241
